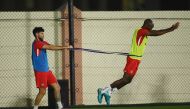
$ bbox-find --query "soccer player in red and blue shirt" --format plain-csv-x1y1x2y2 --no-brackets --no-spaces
97,19,179,105
32,27,71,109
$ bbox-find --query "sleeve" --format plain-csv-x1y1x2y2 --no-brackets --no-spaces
43,41,50,45
35,41,46,49
136,29,150,46
138,29,149,36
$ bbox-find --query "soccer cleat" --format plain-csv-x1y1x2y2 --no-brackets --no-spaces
103,90,111,105
97,88,104,104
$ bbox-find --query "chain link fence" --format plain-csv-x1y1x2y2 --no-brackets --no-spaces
80,11,190,105
0,11,190,108
0,12,63,107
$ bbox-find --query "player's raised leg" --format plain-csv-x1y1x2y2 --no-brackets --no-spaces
101,73,132,105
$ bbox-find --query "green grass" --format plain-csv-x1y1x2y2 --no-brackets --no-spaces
73,105,190,109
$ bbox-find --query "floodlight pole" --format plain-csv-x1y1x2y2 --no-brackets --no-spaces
68,0,76,106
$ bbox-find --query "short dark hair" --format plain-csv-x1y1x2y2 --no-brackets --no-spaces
143,19,152,26
33,27,44,37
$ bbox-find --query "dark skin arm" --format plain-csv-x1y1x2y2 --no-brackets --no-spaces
147,22,179,36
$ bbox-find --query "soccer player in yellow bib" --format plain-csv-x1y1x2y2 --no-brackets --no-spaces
97,19,179,105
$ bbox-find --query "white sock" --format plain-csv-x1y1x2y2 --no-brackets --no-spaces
102,85,112,94
102,86,118,96
111,88,118,93
108,85,112,90
33,105,38,109
57,101,63,109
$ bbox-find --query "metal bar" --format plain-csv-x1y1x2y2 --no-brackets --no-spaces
68,0,76,106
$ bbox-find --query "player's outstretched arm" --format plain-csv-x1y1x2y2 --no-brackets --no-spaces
148,22,179,36
42,44,72,50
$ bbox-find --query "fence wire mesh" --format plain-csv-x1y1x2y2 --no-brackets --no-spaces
0,11,190,108
0,12,63,107
79,11,190,105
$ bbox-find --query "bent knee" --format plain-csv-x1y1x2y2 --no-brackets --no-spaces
127,79,132,83
54,84,61,92
39,89,46,95
123,74,133,83
123,77,132,84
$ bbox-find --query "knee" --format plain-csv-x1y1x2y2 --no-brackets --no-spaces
39,89,46,95
127,78,132,84
122,77,132,84
54,84,61,92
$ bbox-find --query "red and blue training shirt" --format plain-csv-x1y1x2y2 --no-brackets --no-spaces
32,40,49,72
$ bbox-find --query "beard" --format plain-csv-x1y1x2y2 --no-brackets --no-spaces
39,37,44,41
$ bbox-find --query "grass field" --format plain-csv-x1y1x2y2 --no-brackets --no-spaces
73,106,190,109
4,104,190,109
73,105,190,109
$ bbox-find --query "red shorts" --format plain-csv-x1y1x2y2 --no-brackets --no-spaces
34,70,57,88
123,56,141,77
